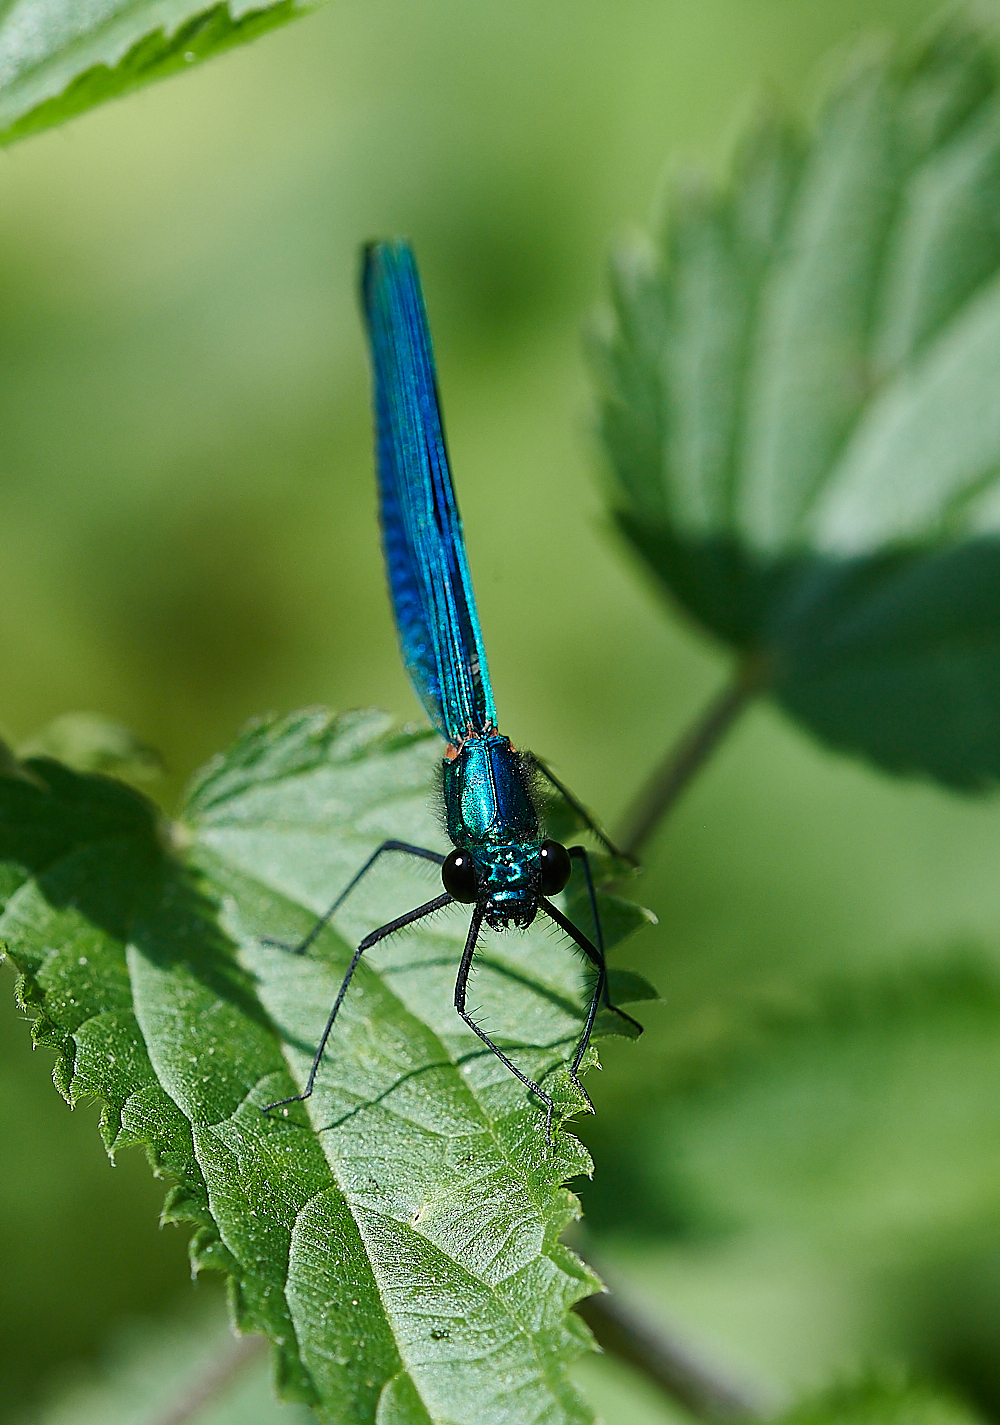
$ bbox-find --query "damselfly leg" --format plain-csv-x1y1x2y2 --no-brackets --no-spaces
530,755,637,865
263,887,453,1114
567,845,644,1035
261,840,446,955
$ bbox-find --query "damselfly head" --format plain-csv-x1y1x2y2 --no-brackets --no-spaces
476,845,540,931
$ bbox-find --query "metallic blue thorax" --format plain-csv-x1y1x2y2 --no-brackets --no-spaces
443,737,542,928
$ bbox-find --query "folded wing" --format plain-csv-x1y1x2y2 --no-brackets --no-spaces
361,240,496,742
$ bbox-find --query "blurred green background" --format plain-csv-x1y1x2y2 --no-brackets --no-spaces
7,1,1000,1421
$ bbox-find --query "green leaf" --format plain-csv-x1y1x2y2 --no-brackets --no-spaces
587,951,1000,1244
18,711,164,782
605,969,659,1005
1,707,652,1425
29,1297,308,1425
0,0,321,147
770,1375,985,1425
594,13,1000,788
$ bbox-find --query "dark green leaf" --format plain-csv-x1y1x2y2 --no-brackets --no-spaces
604,969,659,1005
770,1376,984,1425
0,708,652,1424
594,13,1000,788
0,1,321,148
587,951,1000,1244
26,1296,309,1425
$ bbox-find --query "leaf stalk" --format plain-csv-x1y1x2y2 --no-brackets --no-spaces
147,1333,268,1425
615,655,771,860
575,1286,761,1420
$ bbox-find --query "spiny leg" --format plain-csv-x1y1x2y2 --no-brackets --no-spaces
261,840,446,955
567,845,643,1035
452,905,558,1150
540,898,605,1113
529,754,635,864
263,891,453,1115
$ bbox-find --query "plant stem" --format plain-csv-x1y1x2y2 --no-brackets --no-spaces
147,1332,268,1425
587,663,773,1412
615,655,770,860
575,1278,761,1420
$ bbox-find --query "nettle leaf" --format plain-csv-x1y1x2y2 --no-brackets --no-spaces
18,711,164,782
0,0,322,147
0,707,653,1425
594,13,1000,787
770,1376,985,1425
617,952,1000,1245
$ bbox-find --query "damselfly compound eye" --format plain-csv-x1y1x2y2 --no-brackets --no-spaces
442,848,478,902
539,840,572,895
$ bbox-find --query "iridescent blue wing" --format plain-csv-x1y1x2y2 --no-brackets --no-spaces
361,240,497,743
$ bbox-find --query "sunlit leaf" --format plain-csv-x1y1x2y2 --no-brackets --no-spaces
594,13,1000,787
0,707,652,1424
0,0,322,147
18,712,164,782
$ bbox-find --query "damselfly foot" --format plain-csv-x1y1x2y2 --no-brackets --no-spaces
568,1074,595,1117
606,1004,644,1035
262,1088,312,1116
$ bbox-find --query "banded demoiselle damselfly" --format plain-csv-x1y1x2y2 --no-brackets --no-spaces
264,240,641,1147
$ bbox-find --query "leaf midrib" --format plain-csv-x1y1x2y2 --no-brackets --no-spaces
247,922,588,1425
